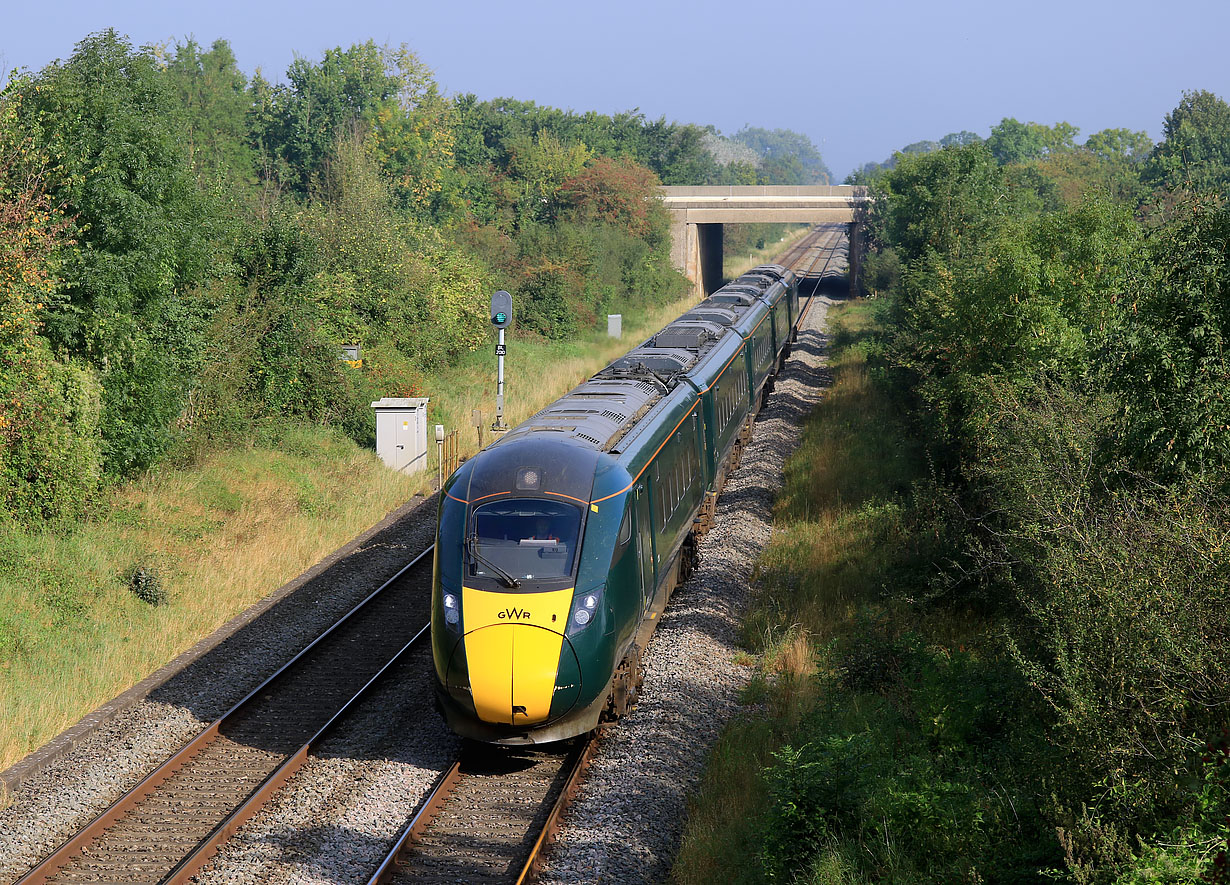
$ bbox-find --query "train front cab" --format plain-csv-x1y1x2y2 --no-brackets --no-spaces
432,438,636,744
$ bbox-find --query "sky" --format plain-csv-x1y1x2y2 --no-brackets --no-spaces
2,0,1228,180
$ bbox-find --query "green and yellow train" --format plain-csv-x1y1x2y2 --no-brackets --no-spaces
431,264,803,744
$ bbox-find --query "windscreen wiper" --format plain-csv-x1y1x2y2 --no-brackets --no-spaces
466,534,521,588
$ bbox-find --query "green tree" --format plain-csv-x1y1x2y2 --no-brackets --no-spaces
639,118,720,185
505,130,591,225
1109,196,1230,475
258,41,404,192
1084,127,1152,163
1144,89,1230,193
164,38,253,181
8,30,213,474
901,139,940,155
869,142,1006,264
940,130,982,147
732,126,832,183
987,118,1078,165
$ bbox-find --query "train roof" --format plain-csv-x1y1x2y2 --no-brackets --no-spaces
706,291,758,307
495,376,666,453
651,319,725,349
735,272,774,287
749,263,798,288
485,270,780,461
680,305,738,326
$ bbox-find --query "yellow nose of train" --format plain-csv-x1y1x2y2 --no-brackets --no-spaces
456,586,579,725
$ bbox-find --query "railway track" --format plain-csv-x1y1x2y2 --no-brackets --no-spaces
368,737,595,885
362,226,849,885
785,223,848,296
14,547,437,885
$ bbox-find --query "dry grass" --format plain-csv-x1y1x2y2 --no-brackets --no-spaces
672,300,926,884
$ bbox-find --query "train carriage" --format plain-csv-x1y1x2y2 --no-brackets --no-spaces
431,257,804,745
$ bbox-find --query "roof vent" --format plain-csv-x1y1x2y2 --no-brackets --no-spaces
656,326,710,349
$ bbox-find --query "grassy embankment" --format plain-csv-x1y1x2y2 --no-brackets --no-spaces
0,293,698,773
671,301,1049,884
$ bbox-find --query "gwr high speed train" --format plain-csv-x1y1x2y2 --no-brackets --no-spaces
431,264,804,744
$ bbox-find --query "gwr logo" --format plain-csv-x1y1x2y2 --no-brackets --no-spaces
499,607,531,620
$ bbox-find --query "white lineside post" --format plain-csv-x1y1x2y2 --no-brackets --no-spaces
435,424,444,490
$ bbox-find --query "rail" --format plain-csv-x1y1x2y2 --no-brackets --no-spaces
366,735,597,884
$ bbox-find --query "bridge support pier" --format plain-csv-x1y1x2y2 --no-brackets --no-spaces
670,221,724,298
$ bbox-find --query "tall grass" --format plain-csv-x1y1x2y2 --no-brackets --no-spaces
0,427,418,769
671,302,1045,884
672,301,918,883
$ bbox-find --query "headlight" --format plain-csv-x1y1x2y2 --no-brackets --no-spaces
567,587,604,635
442,592,460,627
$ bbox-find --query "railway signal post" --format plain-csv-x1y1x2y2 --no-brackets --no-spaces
490,290,512,433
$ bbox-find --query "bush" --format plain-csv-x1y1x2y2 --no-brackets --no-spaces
756,648,1049,884
127,566,166,606
1,358,103,527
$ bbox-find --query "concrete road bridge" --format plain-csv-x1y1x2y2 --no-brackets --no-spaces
660,185,868,295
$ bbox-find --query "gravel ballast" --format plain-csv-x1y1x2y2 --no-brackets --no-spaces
537,262,845,884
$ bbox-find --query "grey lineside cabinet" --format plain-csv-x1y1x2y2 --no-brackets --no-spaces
372,397,430,474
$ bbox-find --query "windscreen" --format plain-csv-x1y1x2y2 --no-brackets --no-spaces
471,499,582,581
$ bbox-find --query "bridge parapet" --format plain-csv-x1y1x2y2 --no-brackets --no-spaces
661,184,867,198
660,186,866,295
